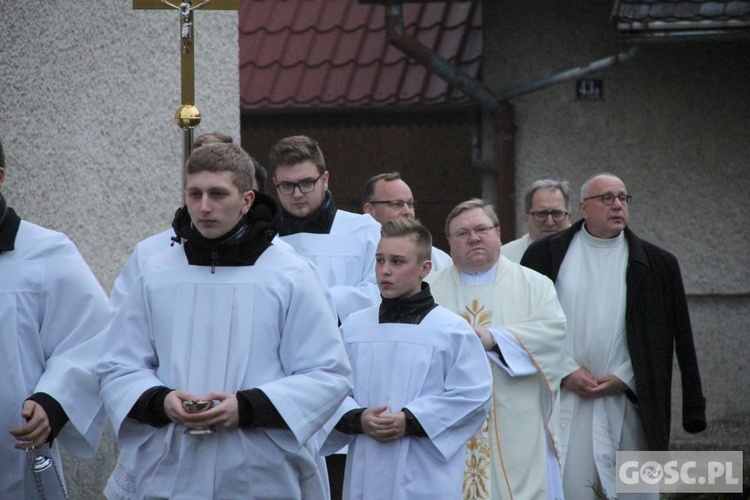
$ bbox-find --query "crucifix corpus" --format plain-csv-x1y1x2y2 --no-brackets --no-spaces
133,0,240,169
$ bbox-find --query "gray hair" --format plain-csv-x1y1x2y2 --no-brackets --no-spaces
524,179,571,213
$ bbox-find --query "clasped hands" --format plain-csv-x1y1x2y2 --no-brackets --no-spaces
361,406,406,443
562,367,627,398
164,390,240,431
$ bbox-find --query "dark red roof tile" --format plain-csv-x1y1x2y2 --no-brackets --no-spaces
240,0,482,112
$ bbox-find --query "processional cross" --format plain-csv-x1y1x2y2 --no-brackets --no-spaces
133,0,240,170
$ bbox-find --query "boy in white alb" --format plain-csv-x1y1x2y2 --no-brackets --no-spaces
322,218,492,499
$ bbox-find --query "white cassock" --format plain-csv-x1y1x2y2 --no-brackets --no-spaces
1,221,112,499
320,305,493,500
280,210,381,321
429,246,453,274
427,257,567,500
501,233,532,263
98,244,352,499
555,229,652,500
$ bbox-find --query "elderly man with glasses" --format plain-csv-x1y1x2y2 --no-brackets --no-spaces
361,171,452,273
502,179,573,263
521,173,706,500
426,198,567,500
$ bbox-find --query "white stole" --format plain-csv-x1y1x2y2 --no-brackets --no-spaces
555,227,638,497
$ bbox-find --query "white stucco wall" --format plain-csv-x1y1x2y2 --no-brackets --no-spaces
1,2,238,497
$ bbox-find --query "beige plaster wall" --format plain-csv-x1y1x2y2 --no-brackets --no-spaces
0,2,238,497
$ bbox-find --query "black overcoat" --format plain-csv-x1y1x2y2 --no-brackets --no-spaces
521,219,706,450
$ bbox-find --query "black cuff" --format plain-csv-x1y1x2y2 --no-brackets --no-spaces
127,386,173,427
402,408,427,437
27,393,69,445
334,409,366,435
492,344,507,366
236,389,288,429
683,396,707,433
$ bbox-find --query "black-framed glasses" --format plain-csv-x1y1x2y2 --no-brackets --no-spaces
529,210,569,222
451,225,498,240
367,200,417,210
583,193,632,206
275,174,323,195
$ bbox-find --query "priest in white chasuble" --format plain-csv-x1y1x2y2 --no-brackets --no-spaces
0,139,113,499
322,218,492,500
426,199,567,500
97,142,352,499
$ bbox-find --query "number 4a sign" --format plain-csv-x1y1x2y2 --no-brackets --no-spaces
576,79,604,100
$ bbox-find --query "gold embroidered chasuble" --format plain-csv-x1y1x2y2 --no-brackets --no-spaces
427,256,567,499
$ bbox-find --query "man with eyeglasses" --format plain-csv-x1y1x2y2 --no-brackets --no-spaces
269,135,381,324
502,179,573,263
426,198,567,500
269,135,382,500
522,173,706,500
361,172,452,272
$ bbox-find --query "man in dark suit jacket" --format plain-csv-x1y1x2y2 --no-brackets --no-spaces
521,173,706,500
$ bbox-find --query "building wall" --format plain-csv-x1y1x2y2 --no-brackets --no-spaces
0,2,238,497
483,0,749,448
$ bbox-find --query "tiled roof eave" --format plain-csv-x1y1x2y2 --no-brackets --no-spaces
617,19,750,31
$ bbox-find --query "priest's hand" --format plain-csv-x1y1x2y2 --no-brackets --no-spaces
10,400,51,450
589,374,628,398
361,406,400,443
562,367,598,397
474,326,497,351
194,392,239,430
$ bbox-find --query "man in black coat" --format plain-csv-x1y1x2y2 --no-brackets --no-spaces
521,173,706,500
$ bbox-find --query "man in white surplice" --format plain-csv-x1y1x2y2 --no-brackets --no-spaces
361,171,453,273
97,142,352,499
501,179,572,263
105,133,338,499
0,140,112,499
426,199,567,500
269,135,382,324
110,131,304,309
521,174,706,500
270,135,381,499
321,218,492,499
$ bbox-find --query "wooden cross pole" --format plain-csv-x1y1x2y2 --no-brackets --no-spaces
133,0,240,178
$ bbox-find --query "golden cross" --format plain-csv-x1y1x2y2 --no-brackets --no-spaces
134,0,239,194
133,0,239,130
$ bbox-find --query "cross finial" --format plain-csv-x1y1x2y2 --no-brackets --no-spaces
133,0,239,183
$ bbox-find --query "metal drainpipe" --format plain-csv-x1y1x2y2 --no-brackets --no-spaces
383,2,638,239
